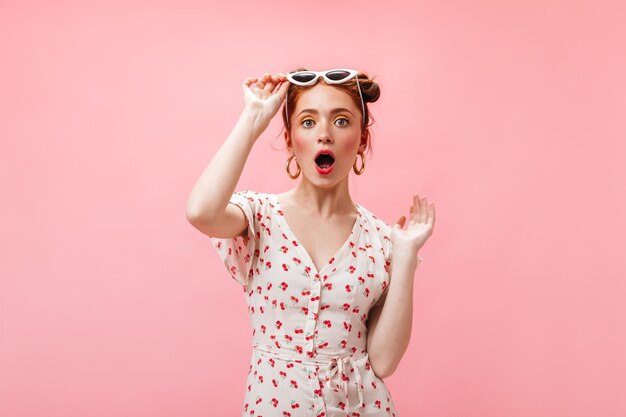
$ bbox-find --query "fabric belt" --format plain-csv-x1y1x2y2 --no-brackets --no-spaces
253,343,365,410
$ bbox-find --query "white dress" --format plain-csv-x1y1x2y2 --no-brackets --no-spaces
210,190,419,416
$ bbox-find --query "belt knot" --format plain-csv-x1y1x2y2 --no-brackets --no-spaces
325,355,365,409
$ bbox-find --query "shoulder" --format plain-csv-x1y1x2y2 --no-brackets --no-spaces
233,189,264,200
228,190,273,227
232,190,272,208
356,203,393,257
357,203,392,236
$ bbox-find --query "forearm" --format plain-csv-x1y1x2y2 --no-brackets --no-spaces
185,107,265,219
368,247,420,377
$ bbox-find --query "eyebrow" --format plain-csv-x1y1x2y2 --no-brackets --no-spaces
297,108,355,117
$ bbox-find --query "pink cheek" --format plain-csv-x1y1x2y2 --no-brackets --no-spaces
290,138,317,163
340,138,358,153
291,135,306,146
291,137,310,153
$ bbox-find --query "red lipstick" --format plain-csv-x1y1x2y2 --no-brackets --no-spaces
314,149,335,175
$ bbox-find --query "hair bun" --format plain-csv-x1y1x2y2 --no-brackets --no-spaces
357,72,381,104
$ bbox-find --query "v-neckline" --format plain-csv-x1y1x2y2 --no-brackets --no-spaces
270,193,362,277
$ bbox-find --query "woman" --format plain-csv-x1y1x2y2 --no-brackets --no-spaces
186,68,436,416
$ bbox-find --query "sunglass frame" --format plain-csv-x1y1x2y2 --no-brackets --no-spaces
286,69,359,86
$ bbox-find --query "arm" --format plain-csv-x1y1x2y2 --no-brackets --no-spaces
186,73,288,230
366,247,420,379
366,193,435,378
185,107,262,223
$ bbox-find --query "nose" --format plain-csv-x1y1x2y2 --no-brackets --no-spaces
317,122,333,143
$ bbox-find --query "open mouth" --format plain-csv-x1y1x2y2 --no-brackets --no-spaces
315,152,335,169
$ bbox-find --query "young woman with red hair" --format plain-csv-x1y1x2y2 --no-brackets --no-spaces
187,68,436,416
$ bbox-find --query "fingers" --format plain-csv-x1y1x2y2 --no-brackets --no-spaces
276,79,290,101
415,194,422,221
244,72,287,94
420,196,429,223
264,75,275,93
396,215,406,229
266,73,288,94
272,74,288,94
420,196,435,226
242,73,267,92
429,200,436,227
411,193,435,226
409,194,420,224
242,76,259,90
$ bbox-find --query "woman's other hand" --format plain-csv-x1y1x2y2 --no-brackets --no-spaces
391,194,436,260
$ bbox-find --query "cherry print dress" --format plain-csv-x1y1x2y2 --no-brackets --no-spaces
209,190,419,417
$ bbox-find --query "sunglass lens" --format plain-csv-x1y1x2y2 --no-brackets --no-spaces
291,72,316,83
326,70,351,81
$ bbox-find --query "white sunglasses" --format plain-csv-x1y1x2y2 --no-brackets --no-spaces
284,68,365,129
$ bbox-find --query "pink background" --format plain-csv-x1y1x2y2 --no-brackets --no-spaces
2,1,625,416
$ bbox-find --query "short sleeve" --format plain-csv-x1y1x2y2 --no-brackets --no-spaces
209,190,258,289
373,224,423,307
374,236,393,307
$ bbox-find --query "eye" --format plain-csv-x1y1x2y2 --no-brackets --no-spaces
301,117,349,128
336,117,349,126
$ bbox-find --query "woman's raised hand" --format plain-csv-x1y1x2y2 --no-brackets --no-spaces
242,72,290,124
391,194,436,262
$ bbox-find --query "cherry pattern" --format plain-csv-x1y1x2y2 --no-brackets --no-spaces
210,190,399,416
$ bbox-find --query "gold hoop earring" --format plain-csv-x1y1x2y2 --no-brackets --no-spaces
286,154,301,179
353,151,365,175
